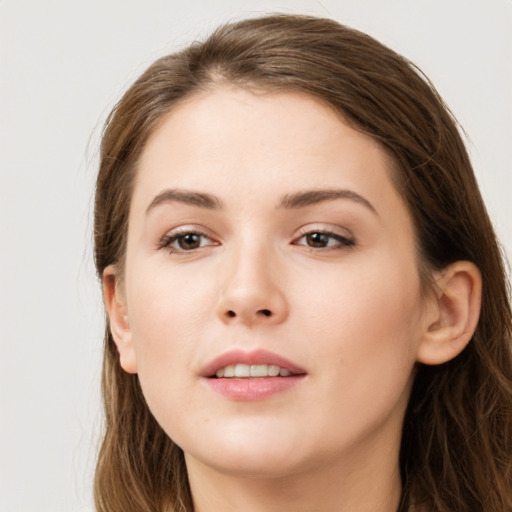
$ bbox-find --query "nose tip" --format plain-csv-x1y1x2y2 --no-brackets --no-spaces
216,243,288,326
217,277,288,326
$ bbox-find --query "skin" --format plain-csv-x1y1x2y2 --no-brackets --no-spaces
104,86,481,512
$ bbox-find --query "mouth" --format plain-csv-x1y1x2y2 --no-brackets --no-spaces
202,349,307,380
214,363,301,378
202,349,306,400
201,349,307,402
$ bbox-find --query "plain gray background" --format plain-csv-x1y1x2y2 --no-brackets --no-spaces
1,1,511,510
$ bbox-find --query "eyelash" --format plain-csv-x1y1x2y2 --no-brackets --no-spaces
158,228,355,254
158,230,217,253
293,230,356,250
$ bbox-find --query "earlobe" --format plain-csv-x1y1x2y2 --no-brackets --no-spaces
102,265,138,374
416,261,482,365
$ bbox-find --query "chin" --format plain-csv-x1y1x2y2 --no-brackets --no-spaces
191,449,308,480
180,422,313,478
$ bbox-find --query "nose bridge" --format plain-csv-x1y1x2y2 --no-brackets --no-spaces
217,234,288,325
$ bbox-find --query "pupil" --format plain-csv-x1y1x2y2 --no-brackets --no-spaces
307,232,328,247
179,233,200,249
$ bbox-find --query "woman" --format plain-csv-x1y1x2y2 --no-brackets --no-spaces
93,14,512,512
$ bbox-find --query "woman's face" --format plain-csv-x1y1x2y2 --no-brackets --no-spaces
114,86,434,478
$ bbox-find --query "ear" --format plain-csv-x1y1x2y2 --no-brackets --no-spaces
102,265,138,374
416,261,482,365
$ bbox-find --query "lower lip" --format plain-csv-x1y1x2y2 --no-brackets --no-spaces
205,376,305,401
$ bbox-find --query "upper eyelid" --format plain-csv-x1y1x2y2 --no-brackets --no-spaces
294,224,354,239
162,225,216,239
294,231,355,245
296,230,350,239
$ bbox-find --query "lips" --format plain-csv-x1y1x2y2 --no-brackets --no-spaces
201,349,307,400
201,349,306,378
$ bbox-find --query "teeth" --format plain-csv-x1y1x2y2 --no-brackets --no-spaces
235,363,250,377
214,363,295,378
224,365,235,377
249,364,267,377
268,365,280,377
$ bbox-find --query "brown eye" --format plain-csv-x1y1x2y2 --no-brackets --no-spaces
160,230,217,253
295,230,355,249
177,233,202,250
305,232,330,248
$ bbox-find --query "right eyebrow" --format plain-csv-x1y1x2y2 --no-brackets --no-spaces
146,188,223,214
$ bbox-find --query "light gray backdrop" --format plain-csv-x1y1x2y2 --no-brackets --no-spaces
1,1,511,510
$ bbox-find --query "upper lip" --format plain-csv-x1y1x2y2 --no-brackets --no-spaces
200,349,307,378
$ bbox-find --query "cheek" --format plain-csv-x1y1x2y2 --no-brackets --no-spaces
297,254,423,414
123,264,219,435
125,262,216,376
299,250,423,339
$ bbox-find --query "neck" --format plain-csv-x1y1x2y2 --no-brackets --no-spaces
185,443,402,512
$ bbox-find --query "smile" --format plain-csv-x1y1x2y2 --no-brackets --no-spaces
202,349,307,400
215,364,294,378
201,348,307,379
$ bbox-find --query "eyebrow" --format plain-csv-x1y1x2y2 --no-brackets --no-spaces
146,187,377,215
278,189,378,215
146,189,222,213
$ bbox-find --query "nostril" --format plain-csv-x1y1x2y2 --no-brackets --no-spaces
224,309,272,319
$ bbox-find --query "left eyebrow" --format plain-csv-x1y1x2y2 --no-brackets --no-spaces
277,189,378,215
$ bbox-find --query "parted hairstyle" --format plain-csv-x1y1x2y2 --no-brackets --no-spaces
93,14,512,512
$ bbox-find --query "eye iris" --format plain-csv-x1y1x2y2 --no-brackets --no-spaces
306,232,329,247
178,233,201,250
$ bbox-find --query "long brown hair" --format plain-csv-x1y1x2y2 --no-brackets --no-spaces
93,14,512,511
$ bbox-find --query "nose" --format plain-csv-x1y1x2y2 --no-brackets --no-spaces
216,245,288,326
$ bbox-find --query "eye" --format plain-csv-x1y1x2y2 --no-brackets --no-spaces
294,230,355,249
159,230,218,253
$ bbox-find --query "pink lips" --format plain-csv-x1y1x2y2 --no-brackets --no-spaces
201,349,307,401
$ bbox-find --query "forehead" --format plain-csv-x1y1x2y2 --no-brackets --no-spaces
133,86,400,207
